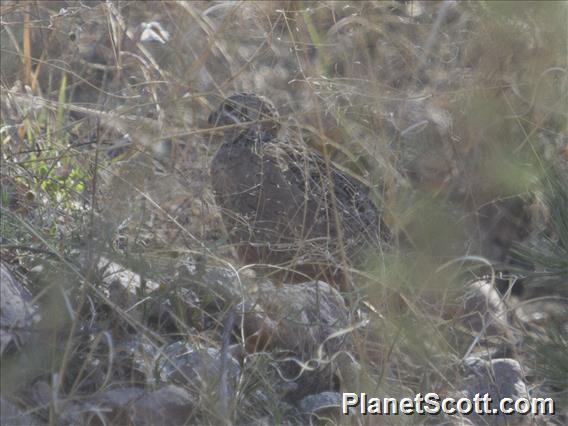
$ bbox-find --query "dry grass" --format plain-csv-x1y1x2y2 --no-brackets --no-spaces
1,1,566,424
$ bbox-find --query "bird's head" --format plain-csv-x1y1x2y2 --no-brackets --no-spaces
208,93,281,142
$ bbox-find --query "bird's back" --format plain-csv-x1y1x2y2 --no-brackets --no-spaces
209,93,389,286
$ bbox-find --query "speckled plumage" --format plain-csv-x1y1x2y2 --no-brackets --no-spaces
209,93,389,286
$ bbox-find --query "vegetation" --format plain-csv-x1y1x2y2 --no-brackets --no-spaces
1,1,566,424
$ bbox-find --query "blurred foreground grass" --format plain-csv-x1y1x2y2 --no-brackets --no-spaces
1,1,566,424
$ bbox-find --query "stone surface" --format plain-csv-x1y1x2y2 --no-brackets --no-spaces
458,357,532,425
0,262,39,355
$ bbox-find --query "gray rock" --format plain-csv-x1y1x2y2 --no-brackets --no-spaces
88,385,194,426
240,281,357,404
242,280,351,356
156,341,241,393
458,357,531,425
128,339,242,394
129,385,194,426
0,397,43,426
0,262,40,354
298,391,344,416
460,280,511,340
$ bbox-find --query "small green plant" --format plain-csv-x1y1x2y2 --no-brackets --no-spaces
513,166,568,297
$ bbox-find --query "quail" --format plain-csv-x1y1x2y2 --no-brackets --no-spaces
209,93,389,287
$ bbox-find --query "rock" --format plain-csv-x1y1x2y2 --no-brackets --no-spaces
155,341,241,394
128,338,241,413
459,279,510,339
298,391,345,418
0,262,40,355
173,262,249,307
239,280,357,403
88,385,193,426
99,257,161,297
0,397,43,426
445,279,514,356
458,357,531,425
242,280,351,355
129,385,194,426
96,257,164,326
196,267,246,305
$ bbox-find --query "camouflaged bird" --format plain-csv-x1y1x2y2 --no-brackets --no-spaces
209,93,389,288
